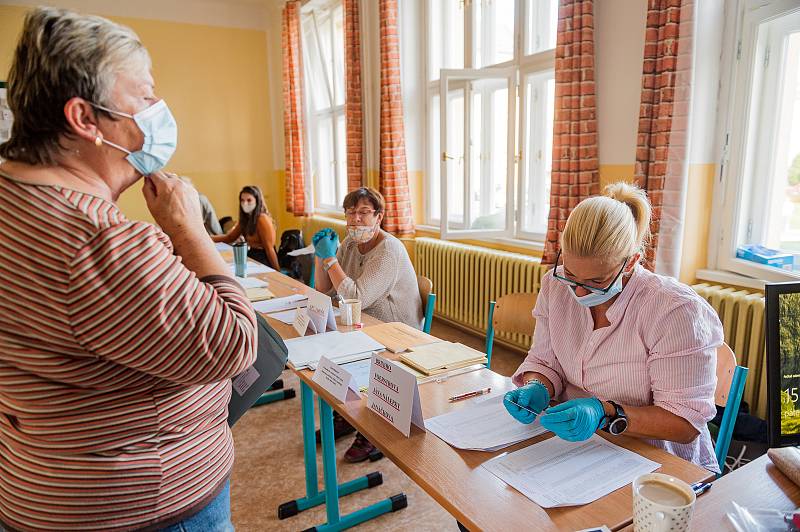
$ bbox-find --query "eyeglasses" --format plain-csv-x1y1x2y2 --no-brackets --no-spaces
344,209,376,219
551,250,629,295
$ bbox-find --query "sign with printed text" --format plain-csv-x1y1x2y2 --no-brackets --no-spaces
312,356,361,403
367,353,425,437
293,290,337,336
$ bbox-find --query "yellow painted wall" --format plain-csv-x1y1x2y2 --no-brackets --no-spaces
0,5,283,229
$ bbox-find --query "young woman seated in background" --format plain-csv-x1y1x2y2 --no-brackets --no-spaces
212,185,279,270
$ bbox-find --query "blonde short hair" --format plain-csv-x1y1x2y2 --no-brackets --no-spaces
0,7,150,165
561,182,651,264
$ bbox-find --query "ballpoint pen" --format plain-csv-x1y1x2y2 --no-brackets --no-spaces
690,481,713,496
506,400,544,416
448,387,492,402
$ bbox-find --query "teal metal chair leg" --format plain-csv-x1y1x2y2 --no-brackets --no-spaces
485,301,496,369
278,382,386,520
303,398,406,532
714,365,748,477
423,293,436,334
310,262,316,288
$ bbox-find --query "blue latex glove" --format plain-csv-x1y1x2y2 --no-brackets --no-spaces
312,228,333,246
503,381,550,424
314,230,339,259
539,397,606,442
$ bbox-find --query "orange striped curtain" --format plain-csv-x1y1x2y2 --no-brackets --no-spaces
344,0,364,191
378,0,414,236
282,0,309,215
634,0,691,274
542,0,600,264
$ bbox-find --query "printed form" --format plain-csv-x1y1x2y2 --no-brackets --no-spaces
482,435,659,507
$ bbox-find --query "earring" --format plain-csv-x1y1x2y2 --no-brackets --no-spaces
94,135,102,147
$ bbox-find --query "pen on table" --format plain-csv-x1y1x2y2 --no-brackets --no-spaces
448,387,491,402
690,481,712,496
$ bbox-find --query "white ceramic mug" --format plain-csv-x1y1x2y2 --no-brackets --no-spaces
632,473,696,532
341,299,362,326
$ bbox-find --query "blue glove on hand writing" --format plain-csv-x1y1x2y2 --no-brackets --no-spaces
313,229,339,259
539,397,606,442
503,381,550,424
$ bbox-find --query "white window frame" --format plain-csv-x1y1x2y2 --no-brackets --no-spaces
439,68,516,239
302,1,347,215
710,0,800,282
422,0,557,243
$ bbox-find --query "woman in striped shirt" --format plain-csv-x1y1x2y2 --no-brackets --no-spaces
0,8,256,531
504,183,724,473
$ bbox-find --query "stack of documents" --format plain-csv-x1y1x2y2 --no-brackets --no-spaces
232,276,274,302
426,395,548,451
481,435,660,507
285,330,385,369
362,322,441,353
253,294,307,314
228,262,275,276
400,342,487,375
235,277,268,289
245,287,274,302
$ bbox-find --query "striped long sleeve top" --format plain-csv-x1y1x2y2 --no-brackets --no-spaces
0,174,256,531
513,265,724,473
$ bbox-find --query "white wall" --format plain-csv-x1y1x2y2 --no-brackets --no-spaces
1,0,269,30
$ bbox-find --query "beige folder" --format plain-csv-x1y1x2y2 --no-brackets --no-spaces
362,322,441,353
399,342,487,376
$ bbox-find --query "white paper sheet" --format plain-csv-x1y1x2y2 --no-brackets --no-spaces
339,358,372,392
426,395,548,451
252,294,307,314
215,242,233,252
234,276,269,289
268,307,341,325
288,244,315,256
285,330,385,369
229,262,275,276
481,435,660,508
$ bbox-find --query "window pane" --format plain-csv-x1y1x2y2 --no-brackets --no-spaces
525,0,558,55
488,87,508,226
446,90,465,225
336,112,347,207
316,114,336,208
475,0,515,68
428,92,441,222
764,31,800,253
469,90,483,225
521,72,555,235
303,23,329,112
333,5,345,107
428,0,464,80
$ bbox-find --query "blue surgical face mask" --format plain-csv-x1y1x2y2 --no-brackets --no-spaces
91,99,178,175
569,273,624,307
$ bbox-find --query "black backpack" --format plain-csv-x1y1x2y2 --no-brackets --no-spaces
277,229,311,283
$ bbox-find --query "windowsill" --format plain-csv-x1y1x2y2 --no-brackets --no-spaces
312,210,345,221
695,269,767,291
415,224,545,253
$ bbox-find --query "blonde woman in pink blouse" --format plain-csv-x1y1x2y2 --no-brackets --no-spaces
504,182,724,473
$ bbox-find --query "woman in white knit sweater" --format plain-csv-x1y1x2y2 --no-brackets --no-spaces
313,186,423,461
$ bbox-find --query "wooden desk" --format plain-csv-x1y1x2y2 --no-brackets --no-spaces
619,454,800,531
237,260,714,531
